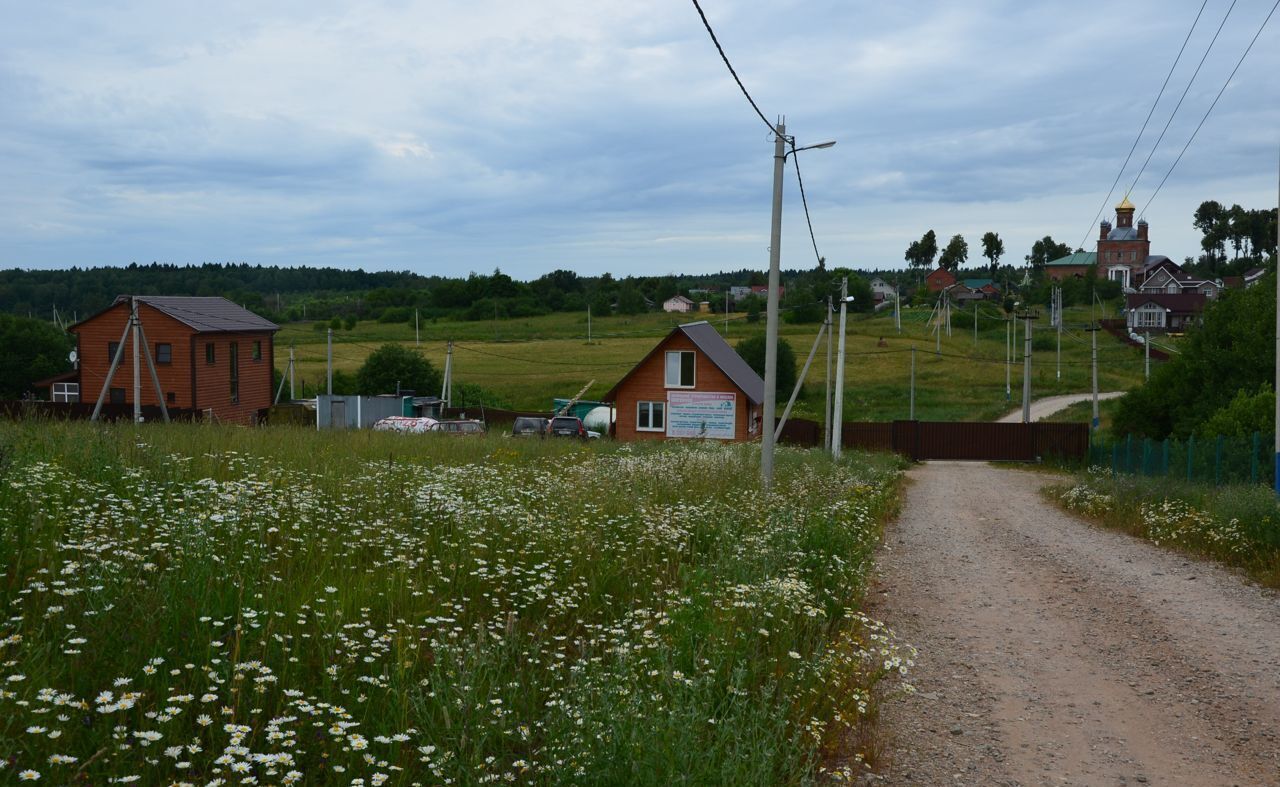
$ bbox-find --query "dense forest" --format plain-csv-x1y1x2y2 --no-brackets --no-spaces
0,262,887,327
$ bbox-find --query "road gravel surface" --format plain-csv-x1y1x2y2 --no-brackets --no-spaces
867,461,1280,786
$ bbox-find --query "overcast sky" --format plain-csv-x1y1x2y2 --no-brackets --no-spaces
2,0,1277,280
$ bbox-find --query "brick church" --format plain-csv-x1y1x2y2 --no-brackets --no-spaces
1045,197,1157,287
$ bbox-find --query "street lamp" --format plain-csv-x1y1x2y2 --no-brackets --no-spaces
761,120,836,490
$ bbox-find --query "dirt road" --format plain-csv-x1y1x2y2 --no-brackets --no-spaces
997,392,1126,423
870,462,1280,786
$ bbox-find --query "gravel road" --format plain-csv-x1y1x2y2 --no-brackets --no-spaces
997,392,1126,423
867,462,1280,786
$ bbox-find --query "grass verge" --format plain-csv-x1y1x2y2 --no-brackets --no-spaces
0,421,912,784
1045,469,1280,588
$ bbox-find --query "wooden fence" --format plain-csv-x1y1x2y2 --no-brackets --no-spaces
778,418,1089,462
0,400,204,423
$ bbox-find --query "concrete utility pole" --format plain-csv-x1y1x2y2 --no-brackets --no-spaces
1005,317,1012,401
1145,330,1151,380
824,297,833,452
973,302,978,348
131,297,141,423
415,309,420,347
587,305,592,344
441,341,454,407
761,119,787,489
326,328,333,396
1275,141,1279,495
289,345,296,400
909,345,916,420
775,320,827,441
832,277,850,461
1018,309,1038,423
1087,323,1101,431
894,288,901,333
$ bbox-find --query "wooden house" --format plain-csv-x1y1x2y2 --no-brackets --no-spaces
70,296,279,424
603,321,764,442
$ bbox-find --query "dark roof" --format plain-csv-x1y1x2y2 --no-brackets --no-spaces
1045,251,1096,267
76,296,279,333
1244,267,1266,280
603,321,765,404
1107,226,1139,241
1140,255,1178,273
1125,292,1208,313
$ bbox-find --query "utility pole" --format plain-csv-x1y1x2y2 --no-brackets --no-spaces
415,309,420,347
1145,330,1151,380
725,290,730,335
761,118,787,489
832,277,850,461
775,320,828,441
587,304,592,344
326,328,333,396
909,345,916,420
131,297,141,422
973,301,978,348
441,341,454,407
289,345,295,400
1005,316,1012,401
1086,323,1100,431
894,290,901,333
1054,286,1062,381
1274,140,1279,496
824,297,833,452
1018,309,1038,423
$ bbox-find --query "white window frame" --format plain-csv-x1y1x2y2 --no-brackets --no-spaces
636,400,665,432
664,350,695,388
1133,306,1164,329
52,382,80,403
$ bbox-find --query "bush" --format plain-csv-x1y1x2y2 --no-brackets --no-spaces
736,335,798,401
355,344,441,396
1198,386,1274,438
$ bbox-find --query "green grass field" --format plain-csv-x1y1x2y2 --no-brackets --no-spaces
276,303,1148,422
0,422,911,784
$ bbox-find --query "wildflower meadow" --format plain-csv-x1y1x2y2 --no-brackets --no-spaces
0,422,910,784
1052,468,1280,587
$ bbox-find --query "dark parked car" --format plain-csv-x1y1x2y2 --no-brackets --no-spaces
511,417,550,437
546,415,587,439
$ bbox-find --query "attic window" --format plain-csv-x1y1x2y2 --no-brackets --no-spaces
665,351,695,388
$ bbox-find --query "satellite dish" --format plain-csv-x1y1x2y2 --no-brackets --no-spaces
68,350,78,364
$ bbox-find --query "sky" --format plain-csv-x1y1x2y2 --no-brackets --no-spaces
2,0,1278,280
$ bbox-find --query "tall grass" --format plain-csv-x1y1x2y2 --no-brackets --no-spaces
1048,469,1280,587
0,422,910,784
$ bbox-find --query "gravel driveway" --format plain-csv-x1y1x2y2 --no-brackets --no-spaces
868,461,1280,786
997,392,1126,423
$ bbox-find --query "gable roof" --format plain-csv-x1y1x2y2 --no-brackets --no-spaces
960,278,998,290
1140,255,1178,274
603,321,765,404
1124,292,1208,312
1045,251,1096,267
71,296,279,333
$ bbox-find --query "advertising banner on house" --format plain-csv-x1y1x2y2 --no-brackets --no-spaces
667,391,736,440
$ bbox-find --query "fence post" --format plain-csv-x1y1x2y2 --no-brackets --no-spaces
1112,443,1119,476
1126,434,1133,474
1162,438,1170,477
1252,432,1260,484
1215,435,1223,487
1187,434,1194,482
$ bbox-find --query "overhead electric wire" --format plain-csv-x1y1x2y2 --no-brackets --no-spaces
1142,0,1280,215
690,0,776,134
1124,0,1239,201
1077,0,1210,250
791,147,824,267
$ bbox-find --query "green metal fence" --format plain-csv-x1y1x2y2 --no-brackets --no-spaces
1089,432,1275,487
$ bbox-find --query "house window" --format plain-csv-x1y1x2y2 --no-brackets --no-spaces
1134,308,1164,328
156,343,172,364
52,382,79,403
252,340,262,361
108,341,120,364
109,387,126,404
1166,283,1179,294
637,401,665,432
665,351,695,388
206,343,216,365
229,342,239,404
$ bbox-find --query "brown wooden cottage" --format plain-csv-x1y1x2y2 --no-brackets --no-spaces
70,296,279,424
603,321,764,442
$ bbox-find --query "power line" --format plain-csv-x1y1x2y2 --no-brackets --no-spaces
1142,0,1280,215
689,0,776,134
1125,0,1239,201
790,146,824,267
1077,0,1210,250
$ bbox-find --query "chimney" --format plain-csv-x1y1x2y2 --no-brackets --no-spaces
1100,220,1111,241
1137,219,1148,241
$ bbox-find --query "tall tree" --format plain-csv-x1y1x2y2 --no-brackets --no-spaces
1025,236,1072,274
938,234,969,272
0,315,73,398
1193,200,1228,272
355,344,441,396
920,230,938,269
981,231,1004,275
